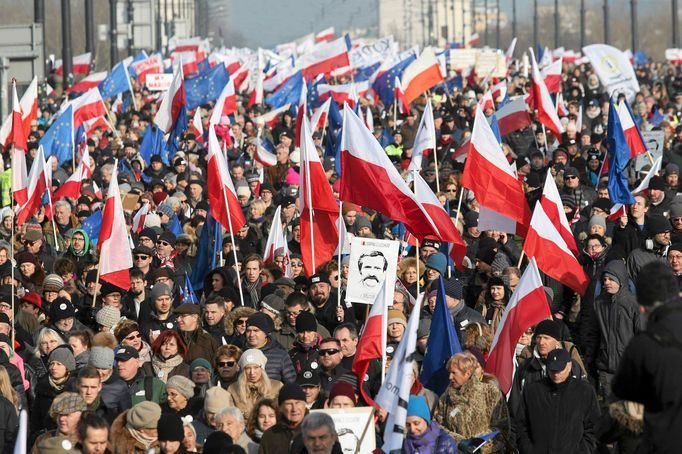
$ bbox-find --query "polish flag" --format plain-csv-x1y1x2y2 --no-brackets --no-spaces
485,258,551,394
16,146,48,227
300,117,339,275
394,76,409,114
56,52,92,76
617,99,647,158
132,54,163,84
540,57,562,94
295,82,308,148
98,163,133,290
479,90,494,111
300,35,351,80
207,125,246,233
352,279,390,406
462,104,531,236
334,207,352,255
171,36,203,53
364,107,374,131
20,77,38,137
540,171,580,257
132,202,150,234
263,205,289,264
67,71,107,93
504,38,517,68
406,100,436,183
9,81,28,206
253,104,291,128
401,47,444,106
492,80,507,102
62,88,108,130
413,173,467,269
530,49,564,141
9,80,27,153
610,155,663,217
523,201,590,295
496,97,532,136
174,52,199,76
467,33,481,47
556,92,569,117
154,67,186,133
310,97,331,131
192,108,204,137
209,77,237,125
53,149,92,201
318,81,368,107
315,27,335,43
254,139,277,167
340,105,440,239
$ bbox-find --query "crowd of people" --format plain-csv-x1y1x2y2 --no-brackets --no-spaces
0,38,681,454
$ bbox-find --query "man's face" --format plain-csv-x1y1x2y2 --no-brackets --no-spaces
82,427,109,454
649,188,665,203
231,166,244,181
309,283,330,305
55,317,74,332
55,205,71,225
79,377,102,405
603,275,621,294
246,326,267,347
668,249,682,273
177,313,199,332
564,174,579,189
217,355,239,380
334,327,358,357
245,260,261,283
303,426,337,454
318,342,342,370
155,295,172,315
116,357,139,381
72,234,85,252
280,399,306,426
654,231,671,247
217,413,244,440
631,196,648,218
204,303,225,325
549,361,572,384
276,146,289,164
666,173,679,187
535,334,560,358
130,278,146,296
191,366,211,384
359,256,385,288
302,384,321,404
58,411,82,436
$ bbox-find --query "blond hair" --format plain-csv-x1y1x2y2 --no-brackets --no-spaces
447,351,479,375
0,366,19,410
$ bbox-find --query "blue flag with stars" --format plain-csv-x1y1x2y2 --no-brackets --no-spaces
181,273,199,305
40,106,74,166
140,124,167,166
372,54,416,107
607,97,636,205
185,64,230,109
266,71,304,109
99,61,133,99
81,210,103,247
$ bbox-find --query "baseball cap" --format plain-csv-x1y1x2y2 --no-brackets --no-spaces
115,345,140,361
546,348,571,372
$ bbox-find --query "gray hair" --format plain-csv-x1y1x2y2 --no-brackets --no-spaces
54,200,72,213
216,406,244,425
35,327,65,358
301,412,336,437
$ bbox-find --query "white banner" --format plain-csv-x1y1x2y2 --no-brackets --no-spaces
582,44,640,104
349,36,399,69
346,238,399,305
310,407,376,452
146,73,173,91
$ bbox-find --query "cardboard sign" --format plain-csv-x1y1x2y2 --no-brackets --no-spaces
346,238,399,305
146,73,173,91
310,407,376,453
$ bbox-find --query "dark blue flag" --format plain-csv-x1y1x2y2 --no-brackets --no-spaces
81,210,103,247
266,71,304,109
169,215,183,236
488,114,502,143
191,211,216,290
606,97,636,205
99,61,132,99
181,273,199,305
185,64,230,109
139,124,167,166
40,106,74,166
420,276,462,395
212,220,222,270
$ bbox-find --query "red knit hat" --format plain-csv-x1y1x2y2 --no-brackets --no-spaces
328,381,357,406
21,292,42,311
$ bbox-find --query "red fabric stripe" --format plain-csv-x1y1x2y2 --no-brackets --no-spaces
540,198,580,257
302,53,350,81
101,270,131,291
207,157,246,232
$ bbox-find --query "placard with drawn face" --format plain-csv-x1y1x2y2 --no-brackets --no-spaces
346,238,399,305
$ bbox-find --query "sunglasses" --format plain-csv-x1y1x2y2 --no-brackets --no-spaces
218,361,236,367
134,255,150,260
564,176,578,180
291,262,303,267
672,218,682,222
125,333,141,341
446,188,458,193
319,348,340,356
286,310,304,317
236,319,248,325
156,240,171,247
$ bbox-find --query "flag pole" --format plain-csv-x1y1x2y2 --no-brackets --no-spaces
303,126,316,273
222,186,245,307
44,155,59,252
517,249,525,268
10,189,14,350
337,201,342,312
413,169,422,296
428,101,441,193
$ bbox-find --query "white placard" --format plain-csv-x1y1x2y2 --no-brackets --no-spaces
145,73,173,91
310,407,376,453
634,130,665,171
346,238,399,305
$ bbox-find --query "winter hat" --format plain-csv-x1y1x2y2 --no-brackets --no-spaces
48,346,76,372
203,432,234,454
139,227,158,244
190,357,212,372
546,348,572,371
143,212,162,229
426,252,448,275
353,216,372,232
488,276,505,287
387,309,407,328
476,247,498,266
261,294,286,314
16,251,39,267
246,312,274,334
153,267,175,282
48,298,75,322
48,392,86,419
295,311,318,333
166,375,195,400
95,306,121,328
157,203,174,218
204,386,231,413
533,319,561,341
665,163,680,176
491,253,509,274
647,215,671,235
150,283,172,301
328,380,357,405
127,401,162,430
239,348,268,369
648,175,667,191
278,382,306,405
43,274,65,293
285,167,300,186
588,215,606,232
236,186,251,198
406,395,431,422
464,211,479,228
158,231,177,247
158,413,185,442
670,204,682,219
592,198,613,213
21,292,43,311
441,277,463,300
602,269,621,286
89,346,115,369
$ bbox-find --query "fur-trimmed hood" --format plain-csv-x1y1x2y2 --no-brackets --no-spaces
224,306,257,335
110,410,159,454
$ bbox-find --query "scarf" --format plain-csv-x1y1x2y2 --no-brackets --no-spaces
48,373,70,391
127,425,157,449
404,421,441,453
490,301,506,334
138,341,152,364
244,277,262,308
157,249,179,269
152,353,184,382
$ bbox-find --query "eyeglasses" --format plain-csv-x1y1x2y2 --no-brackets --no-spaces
291,262,303,268
134,255,150,260
218,361,236,367
319,348,340,356
564,176,578,180
236,319,248,325
156,240,171,247
446,188,458,193
286,310,304,317
673,218,682,222
125,333,141,341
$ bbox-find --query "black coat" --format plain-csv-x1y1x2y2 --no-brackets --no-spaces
612,300,682,454
0,395,17,453
516,377,600,454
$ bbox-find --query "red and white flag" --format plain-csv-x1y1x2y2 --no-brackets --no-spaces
56,52,92,76
300,35,351,80
610,155,663,217
310,97,331,131
479,90,495,111
617,99,647,158
62,88,108,130
192,109,204,137
16,146,48,227
496,97,532,136
485,258,551,394
529,49,564,141
504,38,518,68
10,80,28,206
207,126,246,233
406,100,436,182
9,80,27,153
132,201,150,234
154,67,186,133
300,117,339,275
20,76,38,138
254,139,277,168
401,47,444,106
67,71,107,93
253,104,291,128
492,80,508,102
540,171,580,257
352,279,390,406
98,163,133,290
209,77,237,125
523,200,590,295
467,33,481,47
540,57,562,94
318,81,368,107
131,54,163,84
263,205,289,265
462,104,531,235
53,149,92,201
394,76,409,114
413,173,467,269
315,27,335,43
340,106,440,239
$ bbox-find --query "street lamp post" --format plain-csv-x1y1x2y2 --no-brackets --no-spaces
109,0,118,68
603,0,610,44
61,0,73,88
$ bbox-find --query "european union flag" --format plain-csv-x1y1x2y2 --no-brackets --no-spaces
81,210,103,247
99,61,133,99
127,51,148,78
140,124,167,166
420,276,462,395
168,215,183,236
190,210,216,290
181,273,199,305
372,54,416,107
266,71,304,109
355,62,380,82
185,64,229,109
607,97,636,205
40,106,74,166
307,75,327,109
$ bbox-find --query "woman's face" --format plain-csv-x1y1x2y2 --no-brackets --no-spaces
403,266,418,284
490,285,505,302
3,216,12,231
49,361,68,379
406,415,429,437
19,262,36,277
243,365,262,383
428,295,437,313
40,336,60,355
290,259,304,277
160,338,178,359
0,248,8,265
257,405,277,432
182,425,196,450
122,330,142,350
448,364,472,389
68,337,87,357
167,387,188,411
